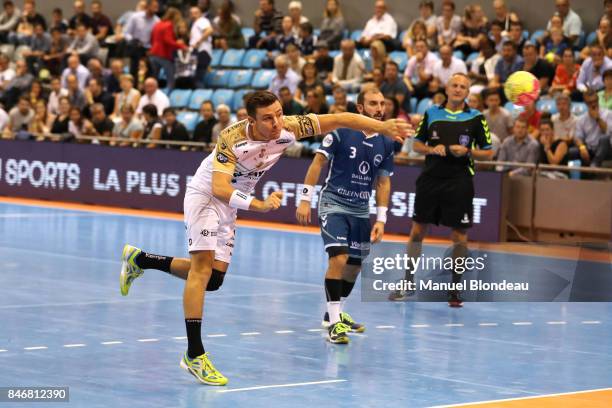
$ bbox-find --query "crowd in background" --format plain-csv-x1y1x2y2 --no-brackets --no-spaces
0,0,611,175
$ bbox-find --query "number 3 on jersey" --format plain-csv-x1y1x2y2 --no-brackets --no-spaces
349,147,356,159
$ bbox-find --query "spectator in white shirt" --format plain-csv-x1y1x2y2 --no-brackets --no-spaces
332,39,366,90
0,53,15,89
47,77,68,116
432,44,467,86
136,77,169,116
436,0,462,47
358,0,398,51
189,6,213,88
404,39,439,98
548,0,582,46
268,54,301,97
288,1,308,38
551,93,577,141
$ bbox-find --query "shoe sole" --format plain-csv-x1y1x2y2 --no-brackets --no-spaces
326,335,349,344
448,302,464,308
119,244,131,296
180,359,228,386
322,321,365,333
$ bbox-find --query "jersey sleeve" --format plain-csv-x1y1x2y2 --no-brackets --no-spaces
315,131,339,159
473,114,493,150
212,130,238,175
377,139,395,177
283,114,321,140
414,111,429,143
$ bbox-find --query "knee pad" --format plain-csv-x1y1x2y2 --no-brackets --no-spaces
206,269,225,291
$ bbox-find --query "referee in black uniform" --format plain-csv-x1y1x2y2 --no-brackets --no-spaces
390,73,494,307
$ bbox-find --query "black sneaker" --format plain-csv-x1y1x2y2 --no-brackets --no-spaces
327,322,350,344
448,290,463,308
322,312,365,332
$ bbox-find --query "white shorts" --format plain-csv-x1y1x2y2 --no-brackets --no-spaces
183,187,237,264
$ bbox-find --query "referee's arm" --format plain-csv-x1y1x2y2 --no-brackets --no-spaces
412,112,446,156
471,114,495,161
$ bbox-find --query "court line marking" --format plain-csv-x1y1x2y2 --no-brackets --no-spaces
430,387,612,407
63,344,86,348
217,379,347,393
478,323,498,326
275,330,294,334
512,322,533,326
101,341,123,345
172,336,187,340
581,320,601,324
0,213,110,219
307,329,323,332
546,321,567,325
206,334,227,338
375,325,395,329
445,323,464,327
0,349,7,352
240,332,261,336
23,346,47,350
137,338,159,342
411,324,430,328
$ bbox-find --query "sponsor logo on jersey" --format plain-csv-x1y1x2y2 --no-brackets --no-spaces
276,138,292,144
220,142,228,150
461,213,470,224
235,141,248,148
359,161,370,175
200,229,218,237
431,131,440,140
216,153,229,163
459,135,470,146
322,134,333,147
373,154,383,167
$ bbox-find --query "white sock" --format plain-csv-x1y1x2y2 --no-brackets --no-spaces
340,297,347,313
327,301,341,324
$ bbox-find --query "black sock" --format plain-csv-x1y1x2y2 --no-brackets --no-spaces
341,279,356,298
185,319,205,359
135,251,173,272
325,278,342,302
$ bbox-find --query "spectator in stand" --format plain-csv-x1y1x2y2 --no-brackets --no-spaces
26,80,45,107
192,100,216,145
551,93,576,141
105,59,124,95
329,84,358,113
68,106,95,139
432,44,467,87
359,0,398,51
50,8,68,33
30,99,54,140
91,0,113,45
287,43,306,77
313,40,334,84
236,107,248,121
436,0,462,48
50,96,71,135
319,0,345,50
505,21,526,55
161,107,189,149
368,40,387,74
404,38,439,99
123,0,160,78
489,20,505,54
279,86,304,115
112,74,141,121
574,89,612,167
490,0,519,35
48,77,68,116
111,104,143,146
332,39,365,90
298,22,315,56
0,59,33,109
141,103,162,148
89,102,114,138
268,54,300,97
288,1,308,37
277,16,296,53
84,77,114,117
2,96,33,139
66,73,87,111
577,44,612,93
136,58,151,93
496,117,540,175
519,101,542,139
598,69,612,110
483,87,513,141
468,92,485,111
249,0,283,50
212,0,245,50
469,34,500,85
304,86,328,115
211,104,233,143
495,41,523,85
454,4,488,56
549,0,582,46
68,0,93,34
9,5,33,46
522,42,555,94
538,119,569,166
136,77,169,116
149,7,186,91
593,16,612,54
537,14,563,51
190,6,213,89
380,60,411,113
61,54,91,90
0,1,20,43
540,27,570,65
403,20,428,57
550,48,581,98
0,54,13,88
22,22,51,75
407,1,436,43
44,28,69,76
87,57,110,86
295,62,323,102
603,0,612,24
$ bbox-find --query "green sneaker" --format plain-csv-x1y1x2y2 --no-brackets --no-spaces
339,312,365,333
327,322,351,344
119,244,144,296
180,351,228,386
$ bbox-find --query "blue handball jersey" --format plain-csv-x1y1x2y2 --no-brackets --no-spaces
316,128,395,218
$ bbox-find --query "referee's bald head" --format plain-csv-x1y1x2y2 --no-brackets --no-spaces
446,73,471,107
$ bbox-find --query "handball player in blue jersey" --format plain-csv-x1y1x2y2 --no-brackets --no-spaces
296,87,395,344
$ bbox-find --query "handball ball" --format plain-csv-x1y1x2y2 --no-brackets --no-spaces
504,71,540,106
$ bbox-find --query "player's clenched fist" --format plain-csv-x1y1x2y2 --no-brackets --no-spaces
260,191,283,213
295,201,311,225
382,118,415,143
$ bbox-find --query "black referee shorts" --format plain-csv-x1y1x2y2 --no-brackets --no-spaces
412,174,475,229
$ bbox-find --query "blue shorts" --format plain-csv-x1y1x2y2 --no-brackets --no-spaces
319,213,371,260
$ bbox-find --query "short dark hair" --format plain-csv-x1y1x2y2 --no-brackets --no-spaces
510,21,523,30
3,1,14,8
384,60,399,71
583,88,599,100
300,22,313,35
52,7,62,14
142,104,158,118
539,118,554,129
604,68,612,80
278,86,291,94
490,21,504,30
441,0,455,11
502,40,518,50
163,107,176,116
18,96,30,104
201,100,213,109
419,0,434,10
483,87,502,100
357,86,382,106
245,91,279,117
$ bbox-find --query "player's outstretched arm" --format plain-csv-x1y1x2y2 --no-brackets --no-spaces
316,113,413,143
212,172,283,213
296,153,327,225
371,175,391,243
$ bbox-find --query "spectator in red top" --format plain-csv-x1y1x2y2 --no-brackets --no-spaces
519,101,542,139
149,7,186,90
550,48,581,99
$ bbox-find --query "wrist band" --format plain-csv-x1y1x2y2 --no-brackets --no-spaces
229,190,254,210
299,184,314,202
376,206,388,224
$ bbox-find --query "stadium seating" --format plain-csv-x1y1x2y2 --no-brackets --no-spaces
232,89,251,111
221,49,246,68
177,111,200,133
504,102,525,118
350,30,363,42
530,29,546,44
188,89,214,110
242,49,267,69
536,98,558,114
416,98,433,114
251,69,276,89
586,31,598,46
210,49,223,67
241,27,255,44
169,89,192,109
326,95,335,106
410,97,418,113
205,70,231,88
228,69,254,89
571,102,587,116
389,51,408,71
212,89,235,107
